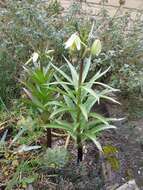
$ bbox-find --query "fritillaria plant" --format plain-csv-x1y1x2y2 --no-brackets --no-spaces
46,32,120,163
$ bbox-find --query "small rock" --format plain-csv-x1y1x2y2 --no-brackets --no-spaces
138,170,141,175
106,183,119,190
116,180,139,190
26,184,34,190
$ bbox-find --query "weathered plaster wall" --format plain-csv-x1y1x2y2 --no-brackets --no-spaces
61,0,143,15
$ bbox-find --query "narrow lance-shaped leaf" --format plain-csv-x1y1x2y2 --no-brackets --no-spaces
82,56,91,83
63,95,76,121
15,145,41,153
9,128,27,147
89,82,120,92
79,104,88,121
87,67,111,89
50,62,72,83
84,95,98,114
50,107,75,119
87,124,116,135
23,88,45,110
100,95,120,105
0,130,8,144
63,56,78,90
90,112,109,125
82,86,100,103
54,74,76,102
44,123,72,133
44,101,64,108
85,134,103,151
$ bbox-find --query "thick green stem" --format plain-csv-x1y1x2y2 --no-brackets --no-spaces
76,60,84,163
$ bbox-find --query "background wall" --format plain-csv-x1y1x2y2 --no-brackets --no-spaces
61,0,143,15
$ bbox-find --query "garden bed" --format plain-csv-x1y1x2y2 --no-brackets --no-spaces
33,101,143,190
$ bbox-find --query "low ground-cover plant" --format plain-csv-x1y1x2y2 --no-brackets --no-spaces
0,123,41,189
43,147,69,168
0,113,66,189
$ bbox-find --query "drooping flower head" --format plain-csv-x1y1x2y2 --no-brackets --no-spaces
65,33,81,51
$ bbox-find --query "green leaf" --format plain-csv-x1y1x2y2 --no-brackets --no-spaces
82,56,91,82
85,134,102,151
63,95,76,121
5,161,26,190
50,107,74,119
88,118,123,130
84,96,98,114
45,123,71,132
32,69,46,84
48,81,72,86
63,95,75,108
92,82,119,92
54,74,76,102
9,128,27,147
46,120,77,140
63,56,78,89
88,67,111,88
90,113,109,125
53,86,72,98
23,88,45,110
51,62,72,83
44,101,64,108
16,145,41,153
87,124,116,135
79,104,88,121
100,95,120,104
22,176,36,184
0,130,8,144
73,123,79,133
88,120,104,128
82,86,100,102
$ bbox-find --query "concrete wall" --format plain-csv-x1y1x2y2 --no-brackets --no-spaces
88,0,143,9
61,0,143,15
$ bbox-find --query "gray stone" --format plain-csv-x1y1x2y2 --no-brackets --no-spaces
116,180,139,190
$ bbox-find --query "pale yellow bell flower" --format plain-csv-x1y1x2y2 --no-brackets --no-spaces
65,33,81,51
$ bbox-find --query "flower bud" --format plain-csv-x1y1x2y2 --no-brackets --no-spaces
32,52,39,62
91,39,102,56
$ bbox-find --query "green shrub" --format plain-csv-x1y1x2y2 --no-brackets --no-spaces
0,1,90,105
1,0,142,105
91,7,143,95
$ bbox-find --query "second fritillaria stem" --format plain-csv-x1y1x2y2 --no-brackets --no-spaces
76,60,84,163
41,112,52,148
46,128,52,148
